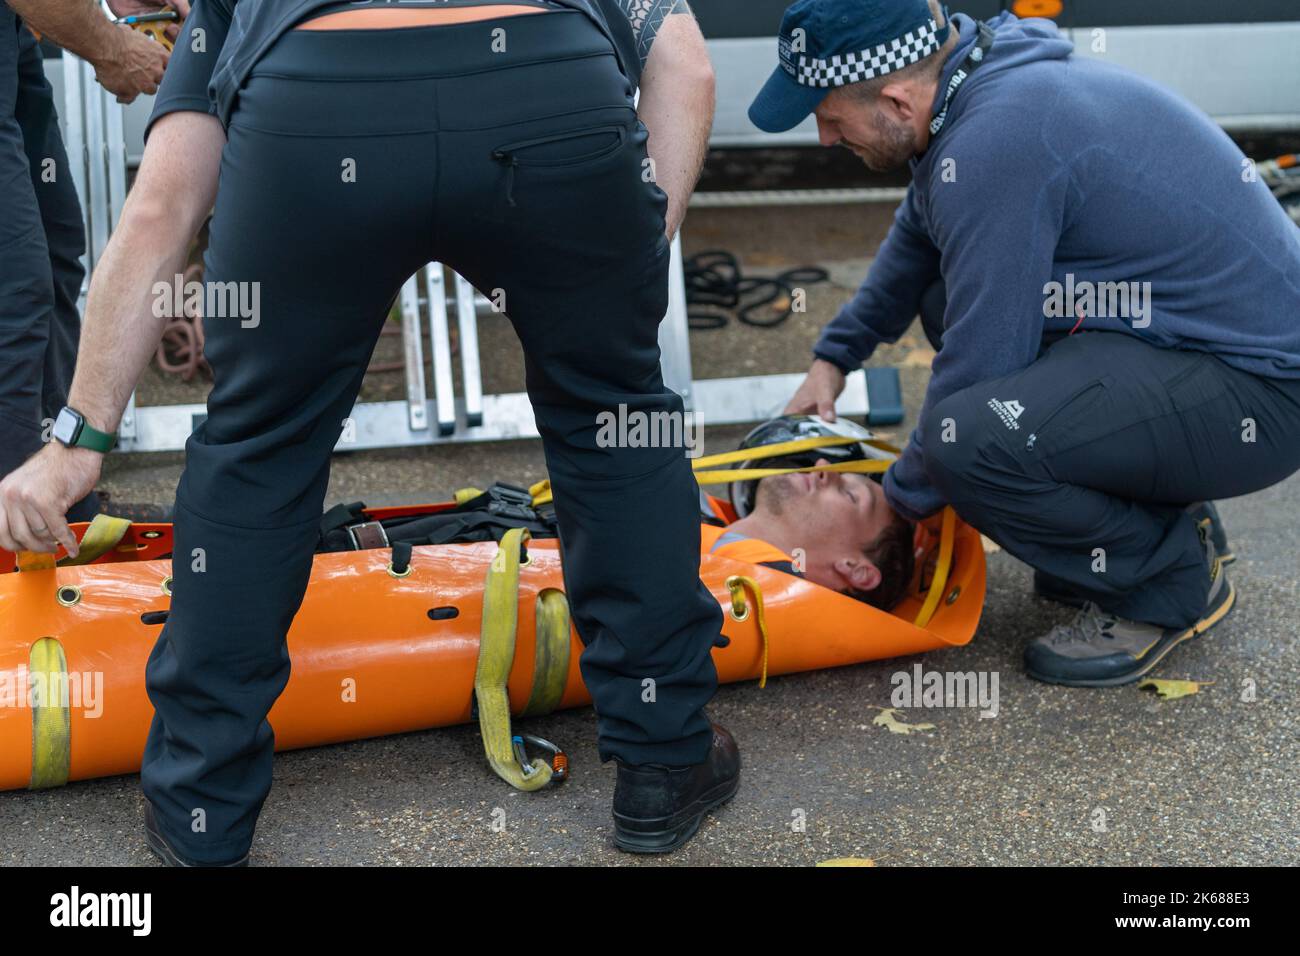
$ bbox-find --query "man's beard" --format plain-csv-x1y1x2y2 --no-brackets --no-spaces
854,111,917,172
755,472,802,517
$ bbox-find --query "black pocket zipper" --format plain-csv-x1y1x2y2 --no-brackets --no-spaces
1025,380,1107,452
491,125,626,207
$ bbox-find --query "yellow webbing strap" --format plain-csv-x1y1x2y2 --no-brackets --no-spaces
474,528,554,791
15,514,131,571
521,588,571,718
454,487,484,505
692,457,892,488
725,575,771,689
913,506,957,630
15,550,56,572
530,454,897,507
691,434,901,470
59,514,131,567
28,637,71,789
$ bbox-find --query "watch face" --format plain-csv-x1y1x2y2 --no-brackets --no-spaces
52,409,80,445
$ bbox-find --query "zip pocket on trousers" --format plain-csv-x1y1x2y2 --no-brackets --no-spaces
492,125,627,207
1024,380,1107,453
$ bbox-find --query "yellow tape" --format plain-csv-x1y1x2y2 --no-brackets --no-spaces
28,637,71,789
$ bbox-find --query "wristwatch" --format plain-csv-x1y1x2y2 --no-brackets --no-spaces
52,406,117,453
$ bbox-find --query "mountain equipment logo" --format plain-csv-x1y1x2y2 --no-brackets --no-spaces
988,398,1025,431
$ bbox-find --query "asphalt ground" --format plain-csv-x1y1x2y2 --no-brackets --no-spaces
2,198,1296,867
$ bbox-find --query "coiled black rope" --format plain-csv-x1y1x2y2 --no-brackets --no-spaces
684,250,829,330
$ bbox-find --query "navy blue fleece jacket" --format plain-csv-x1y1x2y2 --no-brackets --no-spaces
815,12,1300,521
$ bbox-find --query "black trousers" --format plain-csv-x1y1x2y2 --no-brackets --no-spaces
920,326,1300,629
0,9,97,519
140,13,723,863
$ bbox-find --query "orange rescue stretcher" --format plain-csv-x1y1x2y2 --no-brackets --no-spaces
0,451,985,793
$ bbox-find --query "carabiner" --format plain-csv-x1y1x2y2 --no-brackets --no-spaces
511,734,568,785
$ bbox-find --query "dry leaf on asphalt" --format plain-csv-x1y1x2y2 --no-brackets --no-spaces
1138,678,1214,700
817,858,877,867
872,708,936,735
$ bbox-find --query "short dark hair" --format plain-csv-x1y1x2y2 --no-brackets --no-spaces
844,515,916,611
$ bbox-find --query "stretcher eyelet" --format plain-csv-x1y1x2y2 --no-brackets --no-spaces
729,602,750,623
387,562,413,579
55,585,82,608
160,576,173,597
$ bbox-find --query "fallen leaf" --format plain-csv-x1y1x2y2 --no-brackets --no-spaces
872,708,936,735
1138,678,1214,700
817,857,876,867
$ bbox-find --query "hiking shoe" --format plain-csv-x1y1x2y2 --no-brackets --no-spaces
144,801,248,867
612,723,740,854
1025,527,1235,687
1033,501,1234,607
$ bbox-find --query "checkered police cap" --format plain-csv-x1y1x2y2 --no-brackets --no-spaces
789,17,945,88
751,1,953,133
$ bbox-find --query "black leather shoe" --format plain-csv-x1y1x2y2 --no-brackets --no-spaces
612,723,740,854
144,801,248,867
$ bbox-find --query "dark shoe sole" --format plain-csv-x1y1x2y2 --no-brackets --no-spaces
1027,578,1236,688
613,773,740,854
145,806,248,867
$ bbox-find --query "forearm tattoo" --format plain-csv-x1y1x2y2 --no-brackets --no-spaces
618,0,692,66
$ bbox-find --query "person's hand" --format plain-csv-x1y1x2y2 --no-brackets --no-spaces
783,358,847,422
92,23,169,103
106,1,191,43
0,444,103,558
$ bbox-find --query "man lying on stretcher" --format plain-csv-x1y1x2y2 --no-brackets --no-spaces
312,415,918,612
702,415,916,611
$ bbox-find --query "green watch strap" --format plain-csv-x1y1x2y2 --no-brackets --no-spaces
63,408,117,453
75,419,116,453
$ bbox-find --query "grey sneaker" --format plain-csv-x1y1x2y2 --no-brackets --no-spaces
1034,501,1234,608
1025,528,1235,687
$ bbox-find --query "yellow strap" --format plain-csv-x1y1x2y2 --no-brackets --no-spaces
531,457,895,508
690,434,900,470
28,637,71,789
725,575,771,689
474,528,555,791
692,458,892,487
913,506,957,630
58,514,131,567
454,487,484,505
520,588,571,718
15,550,56,573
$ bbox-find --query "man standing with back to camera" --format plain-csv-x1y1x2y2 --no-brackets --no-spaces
0,0,740,862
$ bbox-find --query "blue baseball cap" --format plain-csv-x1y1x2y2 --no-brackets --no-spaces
749,0,951,133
